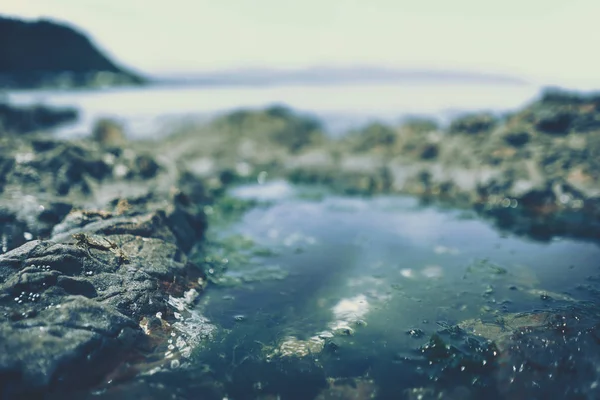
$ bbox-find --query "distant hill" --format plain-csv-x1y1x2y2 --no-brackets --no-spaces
0,15,145,89
157,66,528,87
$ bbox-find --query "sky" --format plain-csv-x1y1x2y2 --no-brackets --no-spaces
4,0,600,87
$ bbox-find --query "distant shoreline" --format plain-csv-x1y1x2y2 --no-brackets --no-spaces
151,66,529,87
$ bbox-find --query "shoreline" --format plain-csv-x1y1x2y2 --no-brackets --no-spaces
1,87,599,396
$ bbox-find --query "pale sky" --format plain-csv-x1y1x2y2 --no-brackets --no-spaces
4,0,600,87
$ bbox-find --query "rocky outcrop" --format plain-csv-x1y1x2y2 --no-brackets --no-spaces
0,16,145,89
0,102,77,134
0,126,213,397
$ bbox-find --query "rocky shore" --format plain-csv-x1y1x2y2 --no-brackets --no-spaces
0,87,599,398
165,89,600,242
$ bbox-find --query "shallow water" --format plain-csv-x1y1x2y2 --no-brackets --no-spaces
164,181,600,399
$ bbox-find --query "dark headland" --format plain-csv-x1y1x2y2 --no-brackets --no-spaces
0,15,145,89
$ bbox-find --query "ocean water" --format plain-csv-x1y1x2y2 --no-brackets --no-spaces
5,82,541,138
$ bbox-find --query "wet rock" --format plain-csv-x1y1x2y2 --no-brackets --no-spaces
419,143,439,160
502,129,531,147
416,331,499,393
449,113,497,135
491,306,600,399
92,118,126,147
0,102,77,134
5,135,161,197
0,204,207,395
0,136,168,256
0,296,141,397
534,108,575,134
516,89,600,135
212,105,325,153
0,125,211,396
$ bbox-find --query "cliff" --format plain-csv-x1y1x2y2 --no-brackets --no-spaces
0,15,146,89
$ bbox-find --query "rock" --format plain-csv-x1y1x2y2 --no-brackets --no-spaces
516,88,600,135
534,108,575,134
0,191,208,395
0,102,78,134
92,119,126,147
486,306,600,399
0,296,141,397
347,122,398,152
0,119,212,396
449,113,498,135
502,129,531,147
0,136,165,253
419,143,439,160
212,105,325,152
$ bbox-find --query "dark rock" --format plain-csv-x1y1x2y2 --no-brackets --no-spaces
0,123,212,396
0,191,207,395
0,208,28,255
0,102,77,134
520,88,600,135
0,138,164,253
420,143,439,160
534,109,574,134
56,276,97,297
134,154,160,179
493,305,600,399
38,203,73,228
503,130,531,147
449,113,497,134
0,296,141,397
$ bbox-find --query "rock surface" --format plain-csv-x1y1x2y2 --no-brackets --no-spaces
0,102,78,135
0,118,211,397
